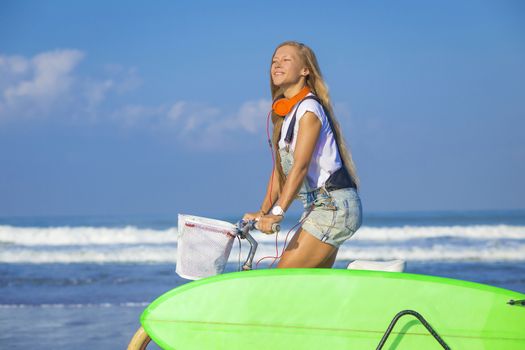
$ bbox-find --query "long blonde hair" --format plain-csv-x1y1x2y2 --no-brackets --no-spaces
270,41,360,189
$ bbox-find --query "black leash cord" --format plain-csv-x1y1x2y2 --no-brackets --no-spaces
376,310,450,350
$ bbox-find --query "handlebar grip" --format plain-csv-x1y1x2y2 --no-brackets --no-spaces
254,221,281,233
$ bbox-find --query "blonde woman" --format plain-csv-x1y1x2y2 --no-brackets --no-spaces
243,41,362,268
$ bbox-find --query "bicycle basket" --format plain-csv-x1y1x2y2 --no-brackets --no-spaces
176,214,236,280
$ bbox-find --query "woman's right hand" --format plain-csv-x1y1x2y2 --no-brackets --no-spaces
243,210,265,221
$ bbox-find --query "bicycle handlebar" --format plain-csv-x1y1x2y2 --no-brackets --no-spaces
234,220,280,270
255,222,281,234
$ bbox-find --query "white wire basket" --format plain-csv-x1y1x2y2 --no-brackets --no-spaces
176,214,237,280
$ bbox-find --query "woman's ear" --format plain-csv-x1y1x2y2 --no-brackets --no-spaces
302,68,309,77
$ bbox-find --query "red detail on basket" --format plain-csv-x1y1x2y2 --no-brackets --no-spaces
185,222,235,239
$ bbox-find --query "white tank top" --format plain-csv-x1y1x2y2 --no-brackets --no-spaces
278,93,343,189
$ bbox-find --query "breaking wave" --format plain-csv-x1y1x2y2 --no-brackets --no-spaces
1,224,524,263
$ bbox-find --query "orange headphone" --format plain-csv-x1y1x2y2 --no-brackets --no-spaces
272,86,311,117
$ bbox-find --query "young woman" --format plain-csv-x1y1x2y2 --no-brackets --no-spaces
243,41,362,268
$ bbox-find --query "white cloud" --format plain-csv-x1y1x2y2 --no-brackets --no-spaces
197,99,270,135
0,49,274,150
84,78,114,108
161,99,270,149
101,64,141,94
0,55,30,76
233,99,270,133
0,50,141,122
176,103,221,134
108,98,271,149
1,50,84,118
110,103,168,127
167,101,186,122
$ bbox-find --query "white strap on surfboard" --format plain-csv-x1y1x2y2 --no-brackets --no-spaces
347,259,406,272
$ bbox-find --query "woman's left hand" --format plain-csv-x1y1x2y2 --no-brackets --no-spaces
257,214,284,235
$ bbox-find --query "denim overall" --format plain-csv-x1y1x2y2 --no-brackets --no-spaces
279,148,362,248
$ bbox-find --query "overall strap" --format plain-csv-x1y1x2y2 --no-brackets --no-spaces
284,95,323,145
284,95,340,148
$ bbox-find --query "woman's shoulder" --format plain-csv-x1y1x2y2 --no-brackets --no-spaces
296,94,326,123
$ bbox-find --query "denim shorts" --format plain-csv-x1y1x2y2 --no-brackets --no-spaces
298,187,362,248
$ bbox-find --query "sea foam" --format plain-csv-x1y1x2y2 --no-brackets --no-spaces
1,224,524,263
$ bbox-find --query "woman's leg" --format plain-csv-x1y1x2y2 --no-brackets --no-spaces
277,228,338,268
318,249,338,268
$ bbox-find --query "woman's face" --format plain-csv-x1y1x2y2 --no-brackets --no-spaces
271,45,308,87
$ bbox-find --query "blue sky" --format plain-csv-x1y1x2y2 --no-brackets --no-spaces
0,0,524,217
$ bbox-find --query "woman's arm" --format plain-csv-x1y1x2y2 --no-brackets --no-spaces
276,111,321,211
260,166,281,214
243,164,281,220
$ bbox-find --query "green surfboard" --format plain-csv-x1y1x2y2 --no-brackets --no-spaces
141,269,525,349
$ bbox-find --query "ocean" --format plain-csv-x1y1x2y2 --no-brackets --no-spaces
1,210,524,349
